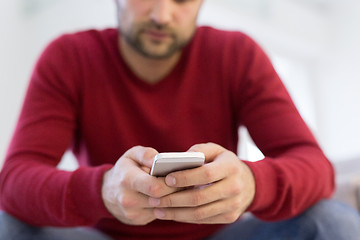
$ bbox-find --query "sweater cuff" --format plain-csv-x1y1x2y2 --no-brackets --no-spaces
68,164,114,224
243,158,278,213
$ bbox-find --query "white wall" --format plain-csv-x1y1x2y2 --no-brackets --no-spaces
0,1,30,168
1,0,359,169
315,1,360,161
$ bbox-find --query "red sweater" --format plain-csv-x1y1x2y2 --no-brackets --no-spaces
0,27,334,239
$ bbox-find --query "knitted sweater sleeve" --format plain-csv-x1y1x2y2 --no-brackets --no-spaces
0,35,113,226
233,36,335,220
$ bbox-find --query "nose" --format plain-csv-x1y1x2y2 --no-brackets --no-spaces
150,0,173,26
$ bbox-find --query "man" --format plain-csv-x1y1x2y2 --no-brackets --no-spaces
1,0,360,239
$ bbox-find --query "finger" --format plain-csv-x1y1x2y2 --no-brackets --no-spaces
165,150,237,187
154,196,242,224
124,146,159,168
116,147,179,198
140,166,151,174
115,208,157,226
116,190,154,209
129,172,179,198
188,142,226,163
185,210,244,224
151,177,240,208
127,208,157,226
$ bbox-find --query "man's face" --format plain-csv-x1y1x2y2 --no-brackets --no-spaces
115,0,204,59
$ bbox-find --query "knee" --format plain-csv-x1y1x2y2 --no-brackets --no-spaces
301,199,360,238
0,211,34,240
0,211,16,239
305,199,360,225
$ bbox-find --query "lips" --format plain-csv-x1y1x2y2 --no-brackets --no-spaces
144,29,171,41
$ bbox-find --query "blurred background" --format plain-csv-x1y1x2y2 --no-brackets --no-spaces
1,0,360,170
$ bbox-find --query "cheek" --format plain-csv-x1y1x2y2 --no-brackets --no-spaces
175,12,199,38
128,0,152,18
119,1,148,28
118,12,132,33
175,5,201,28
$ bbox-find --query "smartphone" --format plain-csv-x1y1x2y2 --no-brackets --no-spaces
150,152,205,177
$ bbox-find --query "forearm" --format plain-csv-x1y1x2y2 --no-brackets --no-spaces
244,144,334,221
0,156,113,227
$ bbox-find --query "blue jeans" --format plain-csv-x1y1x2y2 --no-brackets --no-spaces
1,200,359,240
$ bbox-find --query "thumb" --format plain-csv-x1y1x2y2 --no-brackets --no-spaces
124,146,159,168
188,142,226,163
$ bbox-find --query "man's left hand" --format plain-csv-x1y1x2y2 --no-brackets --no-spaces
149,142,256,224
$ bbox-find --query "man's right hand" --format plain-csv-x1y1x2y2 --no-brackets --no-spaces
101,146,177,225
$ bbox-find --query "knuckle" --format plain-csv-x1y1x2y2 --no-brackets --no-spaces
191,191,203,206
142,147,157,159
125,146,141,156
182,173,190,186
119,175,131,188
147,184,163,198
193,208,206,221
118,195,136,208
164,196,173,207
203,166,215,182
229,182,242,196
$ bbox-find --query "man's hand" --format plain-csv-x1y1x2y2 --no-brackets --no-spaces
148,143,256,224
101,146,177,225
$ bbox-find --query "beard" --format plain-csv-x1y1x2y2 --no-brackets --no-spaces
119,21,194,60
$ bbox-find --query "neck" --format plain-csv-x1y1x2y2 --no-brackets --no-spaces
119,38,182,84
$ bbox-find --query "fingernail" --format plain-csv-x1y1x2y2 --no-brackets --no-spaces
149,198,160,207
154,208,165,218
166,176,176,186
